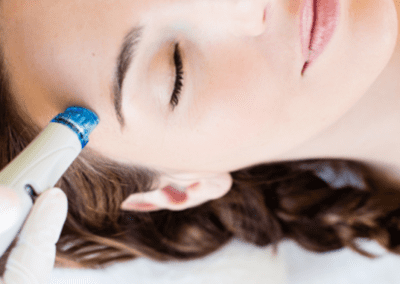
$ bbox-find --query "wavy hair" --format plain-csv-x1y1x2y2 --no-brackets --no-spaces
1,44,400,274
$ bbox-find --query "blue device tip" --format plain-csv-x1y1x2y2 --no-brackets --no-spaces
50,106,100,148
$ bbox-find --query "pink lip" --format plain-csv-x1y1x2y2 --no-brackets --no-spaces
300,0,340,74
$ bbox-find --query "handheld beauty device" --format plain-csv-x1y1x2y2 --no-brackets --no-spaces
0,106,99,257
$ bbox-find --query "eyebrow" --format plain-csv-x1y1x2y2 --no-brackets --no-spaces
112,26,144,131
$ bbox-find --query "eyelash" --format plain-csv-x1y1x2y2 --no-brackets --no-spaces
170,43,184,109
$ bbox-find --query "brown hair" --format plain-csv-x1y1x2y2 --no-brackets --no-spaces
1,45,400,274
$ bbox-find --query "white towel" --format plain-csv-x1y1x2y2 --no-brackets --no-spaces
50,237,400,284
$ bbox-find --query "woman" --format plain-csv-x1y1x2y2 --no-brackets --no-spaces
1,0,400,273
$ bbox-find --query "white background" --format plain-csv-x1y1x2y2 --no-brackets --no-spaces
50,238,400,283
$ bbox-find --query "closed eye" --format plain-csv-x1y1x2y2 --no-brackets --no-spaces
170,43,184,110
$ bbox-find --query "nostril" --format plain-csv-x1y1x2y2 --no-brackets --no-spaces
232,1,268,37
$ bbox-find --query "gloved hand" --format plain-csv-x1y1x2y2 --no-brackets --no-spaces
0,186,68,284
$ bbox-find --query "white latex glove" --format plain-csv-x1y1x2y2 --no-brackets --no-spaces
0,186,68,284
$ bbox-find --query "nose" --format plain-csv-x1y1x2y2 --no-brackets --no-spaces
231,0,267,37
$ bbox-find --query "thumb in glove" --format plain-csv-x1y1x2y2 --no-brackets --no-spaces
1,187,68,284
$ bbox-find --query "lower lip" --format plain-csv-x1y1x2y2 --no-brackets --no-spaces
300,0,340,73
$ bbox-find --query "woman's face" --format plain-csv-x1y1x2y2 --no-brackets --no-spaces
1,0,397,177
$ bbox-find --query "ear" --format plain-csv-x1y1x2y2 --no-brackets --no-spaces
120,172,233,212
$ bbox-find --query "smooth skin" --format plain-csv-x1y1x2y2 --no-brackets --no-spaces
0,0,399,211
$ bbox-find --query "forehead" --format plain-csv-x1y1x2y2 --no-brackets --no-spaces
1,1,138,34
0,0,204,63
0,0,145,126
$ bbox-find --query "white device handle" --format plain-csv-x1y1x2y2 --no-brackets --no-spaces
0,123,81,257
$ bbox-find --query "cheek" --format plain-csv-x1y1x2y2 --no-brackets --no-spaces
191,51,285,138
347,0,398,50
285,0,302,16
197,48,268,117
